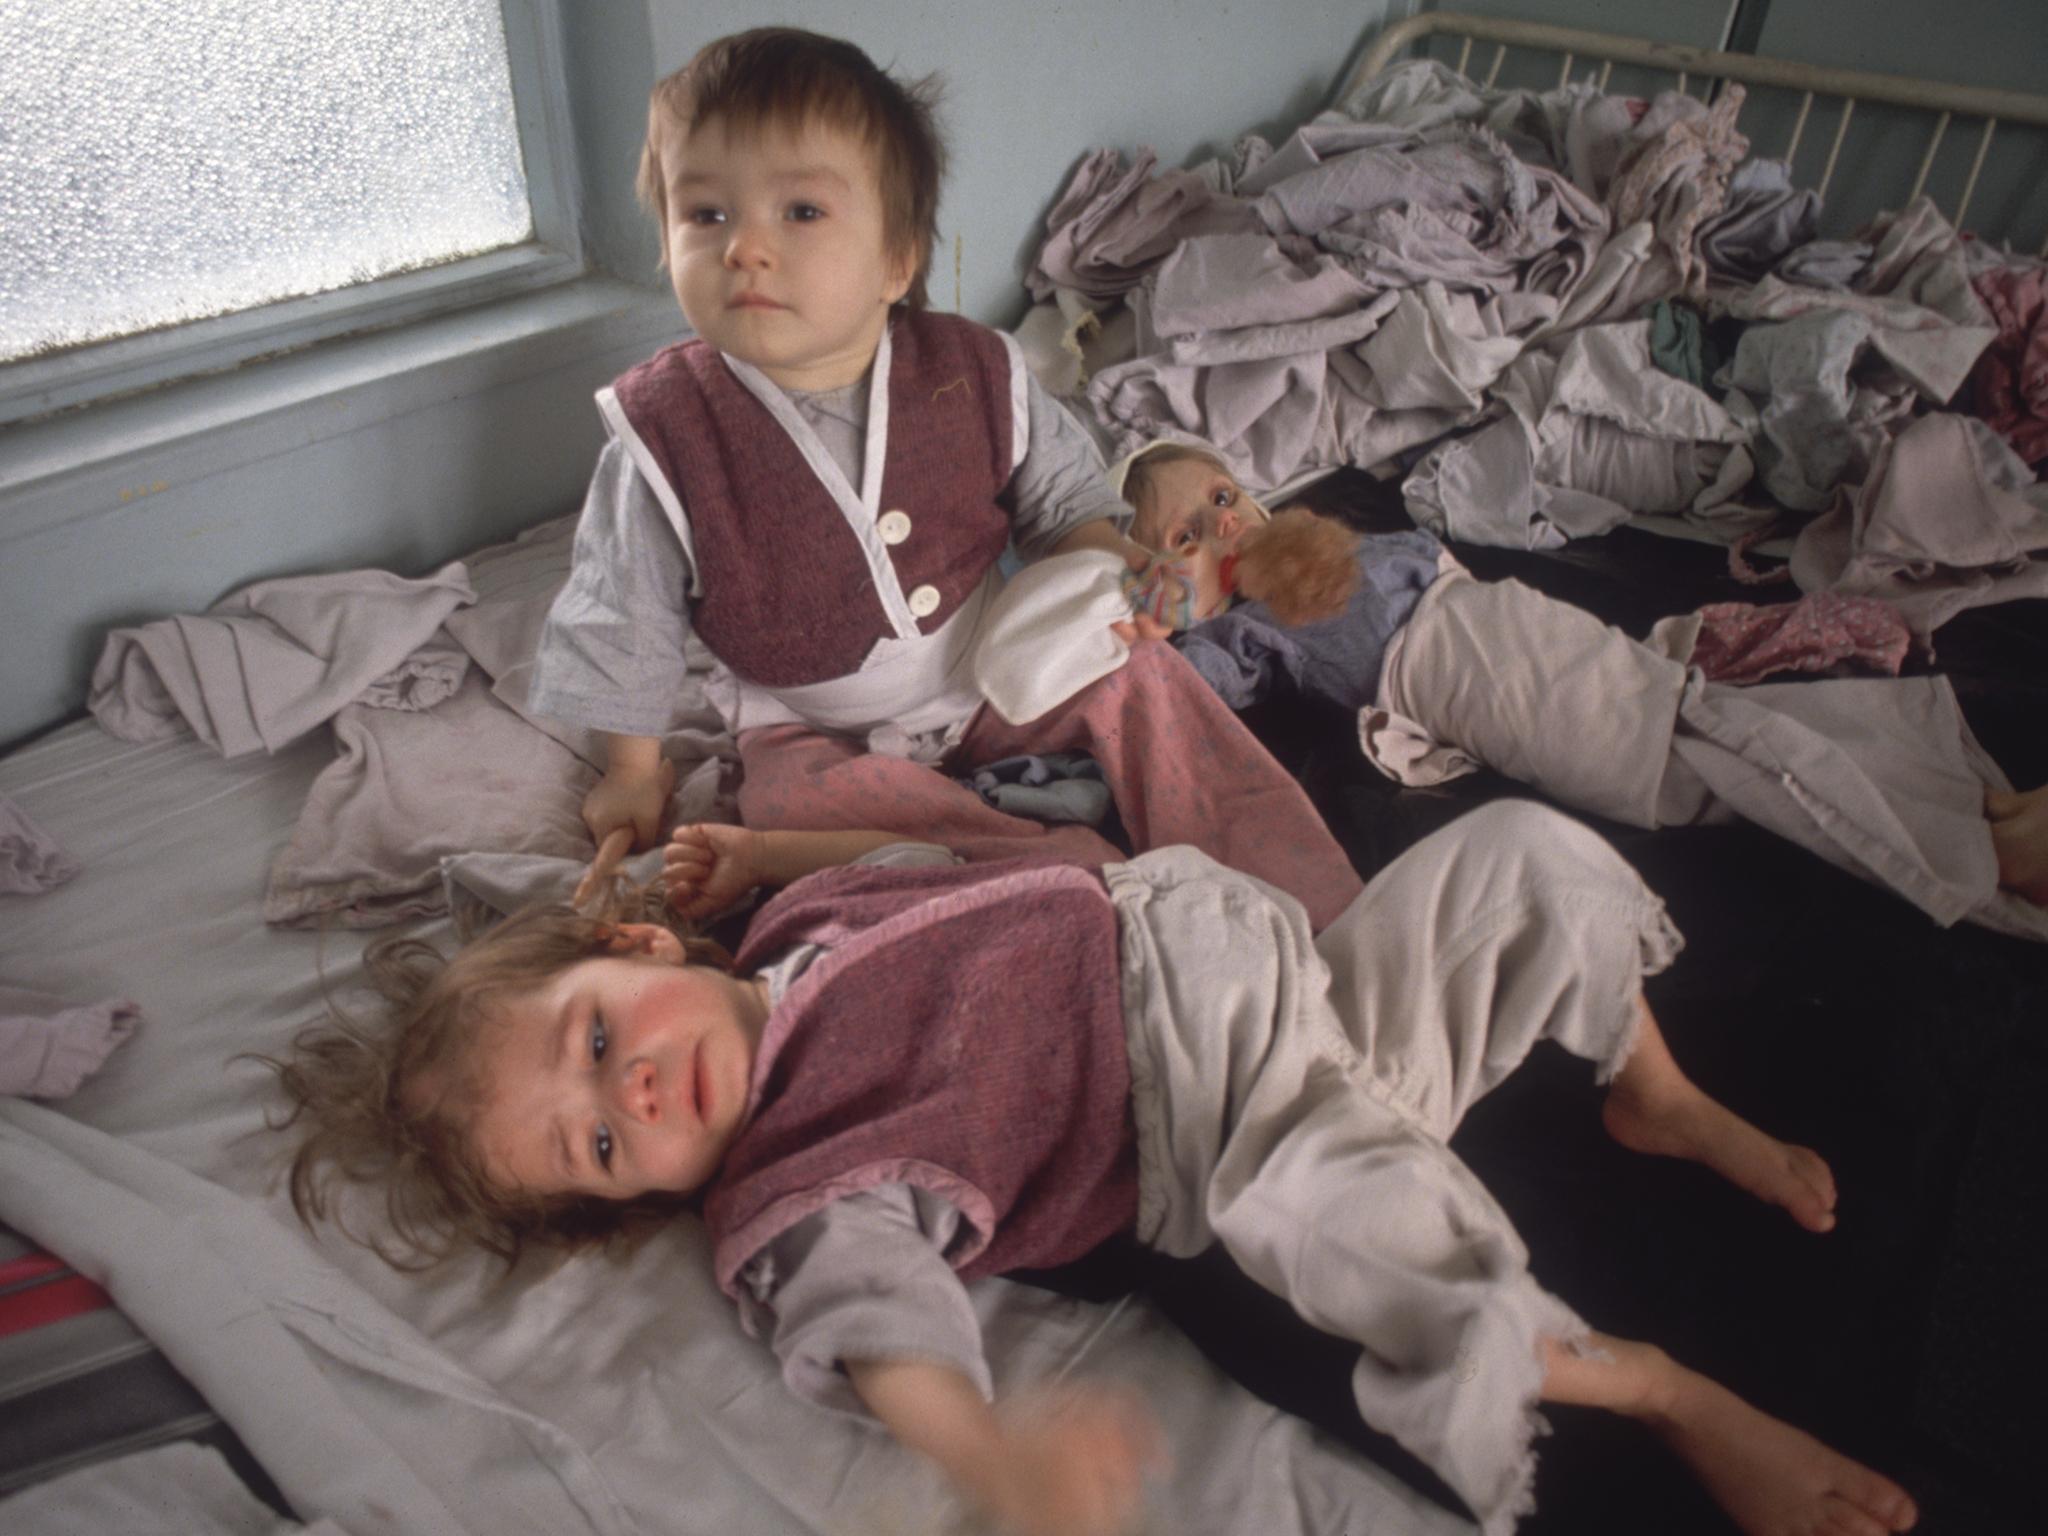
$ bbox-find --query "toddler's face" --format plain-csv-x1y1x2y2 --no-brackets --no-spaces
652,112,912,391
1131,457,1257,621
467,928,769,1202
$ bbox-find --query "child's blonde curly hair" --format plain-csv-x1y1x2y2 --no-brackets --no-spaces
261,888,731,1270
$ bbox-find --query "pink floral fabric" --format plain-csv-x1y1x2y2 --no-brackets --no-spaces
1687,593,1912,686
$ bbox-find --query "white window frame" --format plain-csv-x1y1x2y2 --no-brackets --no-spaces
0,0,586,430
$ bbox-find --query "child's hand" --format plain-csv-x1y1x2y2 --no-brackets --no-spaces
972,1384,1166,1536
582,756,676,851
1111,613,1174,645
662,823,762,920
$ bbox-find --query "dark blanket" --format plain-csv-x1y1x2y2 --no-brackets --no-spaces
1032,470,2048,1536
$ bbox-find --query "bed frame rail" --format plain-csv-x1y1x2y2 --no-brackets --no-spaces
1337,10,2048,255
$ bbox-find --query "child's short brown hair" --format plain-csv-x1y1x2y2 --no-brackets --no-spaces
263,898,730,1269
638,27,946,309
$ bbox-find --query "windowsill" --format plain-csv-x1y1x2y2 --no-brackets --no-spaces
0,276,684,537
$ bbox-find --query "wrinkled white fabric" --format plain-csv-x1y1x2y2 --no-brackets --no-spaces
1790,412,2048,641
89,563,476,758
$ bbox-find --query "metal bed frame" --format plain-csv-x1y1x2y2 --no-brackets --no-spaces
1336,9,2048,254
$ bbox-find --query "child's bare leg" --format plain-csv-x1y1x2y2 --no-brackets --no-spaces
1601,997,1838,1233
1541,1334,1916,1536
1987,784,2048,904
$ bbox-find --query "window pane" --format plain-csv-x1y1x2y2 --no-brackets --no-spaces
0,0,534,364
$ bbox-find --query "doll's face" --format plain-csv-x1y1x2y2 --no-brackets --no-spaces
466,926,769,1202
1130,457,1256,620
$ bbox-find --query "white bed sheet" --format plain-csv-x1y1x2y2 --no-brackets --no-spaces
0,717,1474,1536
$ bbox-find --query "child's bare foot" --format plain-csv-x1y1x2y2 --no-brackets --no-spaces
1987,784,2048,905
1603,1003,1838,1233
1652,1364,1918,1536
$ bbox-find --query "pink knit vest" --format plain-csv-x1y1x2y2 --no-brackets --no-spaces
608,308,1016,688
705,859,1139,1296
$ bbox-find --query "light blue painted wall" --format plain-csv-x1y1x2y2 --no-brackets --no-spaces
1,0,1398,747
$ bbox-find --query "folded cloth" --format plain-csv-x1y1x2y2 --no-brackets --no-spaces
962,753,1112,827
974,550,1133,725
0,987,139,1098
89,562,476,757
1,792,80,893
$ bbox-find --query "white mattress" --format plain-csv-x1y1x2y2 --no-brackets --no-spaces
0,717,1474,1536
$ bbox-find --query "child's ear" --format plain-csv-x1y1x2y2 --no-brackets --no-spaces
882,243,916,305
608,923,687,964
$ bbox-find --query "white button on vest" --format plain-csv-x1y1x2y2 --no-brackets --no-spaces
907,583,942,618
877,509,913,545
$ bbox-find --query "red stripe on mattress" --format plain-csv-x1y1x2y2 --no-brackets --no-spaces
0,1269,112,1343
0,1250,71,1289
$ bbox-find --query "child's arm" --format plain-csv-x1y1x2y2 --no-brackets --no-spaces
582,733,674,849
847,1357,1162,1536
663,825,944,920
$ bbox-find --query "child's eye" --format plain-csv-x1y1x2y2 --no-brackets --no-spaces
594,1124,614,1172
591,1013,608,1063
786,202,824,222
685,206,725,227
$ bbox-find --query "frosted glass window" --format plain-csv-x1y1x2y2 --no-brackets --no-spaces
0,0,534,364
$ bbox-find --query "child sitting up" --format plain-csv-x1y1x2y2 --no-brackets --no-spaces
1119,441,2048,940
526,29,1361,930
274,811,1917,1536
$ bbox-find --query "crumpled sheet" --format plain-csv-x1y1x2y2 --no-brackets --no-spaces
1031,146,1260,303
262,517,737,928
1720,309,1918,511
88,562,475,757
1725,199,1996,406
1695,157,1820,285
1404,320,1755,548
1,790,79,892
0,986,138,1098
1790,411,2048,641
0,1440,352,1536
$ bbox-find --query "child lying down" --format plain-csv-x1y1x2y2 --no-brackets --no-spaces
272,813,1918,1536
1114,442,2048,940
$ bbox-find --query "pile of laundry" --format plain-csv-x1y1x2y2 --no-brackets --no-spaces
1023,59,2048,641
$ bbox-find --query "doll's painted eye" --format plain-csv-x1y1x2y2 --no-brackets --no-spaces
1212,487,1236,508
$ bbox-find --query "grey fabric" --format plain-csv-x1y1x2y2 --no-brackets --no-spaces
0,1441,349,1536
1721,309,1905,511
1404,322,1753,548
745,1183,987,1418
527,358,1124,740
962,752,1112,825
1695,158,1819,286
1790,411,2048,641
0,986,139,1099
0,789,79,893
88,561,475,758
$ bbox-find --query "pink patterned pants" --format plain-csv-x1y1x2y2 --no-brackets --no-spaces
737,640,1363,931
